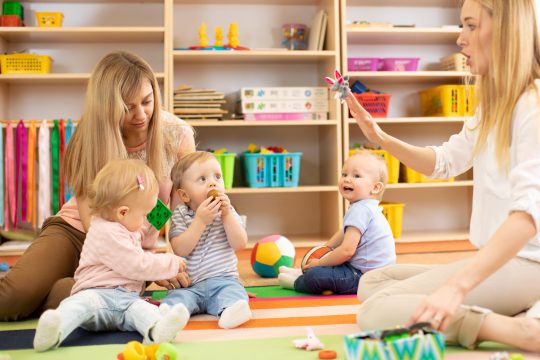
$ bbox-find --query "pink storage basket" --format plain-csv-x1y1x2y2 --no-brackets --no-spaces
380,58,419,71
348,58,380,71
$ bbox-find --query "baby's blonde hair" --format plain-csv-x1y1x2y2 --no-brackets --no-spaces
88,159,158,218
170,151,217,191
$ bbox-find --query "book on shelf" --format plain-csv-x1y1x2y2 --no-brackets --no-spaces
308,10,328,51
240,87,328,101
174,85,228,120
244,112,328,121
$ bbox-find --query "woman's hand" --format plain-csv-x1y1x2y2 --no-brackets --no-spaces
154,272,192,290
345,94,384,146
408,283,466,331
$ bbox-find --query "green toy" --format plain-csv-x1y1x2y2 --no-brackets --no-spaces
146,198,172,230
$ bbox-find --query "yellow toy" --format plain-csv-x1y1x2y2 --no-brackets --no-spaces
116,341,178,360
228,22,239,48
214,26,223,47
198,22,208,47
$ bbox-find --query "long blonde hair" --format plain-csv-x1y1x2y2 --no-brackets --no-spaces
469,0,540,170
88,159,159,219
64,51,164,198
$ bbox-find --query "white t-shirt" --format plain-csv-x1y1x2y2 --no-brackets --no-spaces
429,80,540,262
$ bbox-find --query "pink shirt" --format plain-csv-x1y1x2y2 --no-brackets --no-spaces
71,217,182,295
57,111,194,246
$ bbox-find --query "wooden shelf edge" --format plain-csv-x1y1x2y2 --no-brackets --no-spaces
396,240,476,254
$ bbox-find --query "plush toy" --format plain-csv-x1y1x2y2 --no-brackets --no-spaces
324,70,350,102
293,327,324,351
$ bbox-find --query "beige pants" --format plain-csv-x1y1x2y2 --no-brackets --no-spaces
357,257,540,349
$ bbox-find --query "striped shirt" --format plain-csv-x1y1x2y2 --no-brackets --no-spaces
169,205,243,284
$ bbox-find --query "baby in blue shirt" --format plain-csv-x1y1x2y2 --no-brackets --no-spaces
279,150,396,294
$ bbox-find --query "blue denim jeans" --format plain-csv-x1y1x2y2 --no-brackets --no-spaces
294,263,362,295
162,276,248,317
53,288,161,347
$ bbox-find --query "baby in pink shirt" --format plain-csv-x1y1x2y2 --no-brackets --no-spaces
34,159,189,352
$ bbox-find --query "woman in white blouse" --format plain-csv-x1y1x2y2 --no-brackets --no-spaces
348,0,540,351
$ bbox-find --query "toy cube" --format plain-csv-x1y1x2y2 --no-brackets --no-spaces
146,198,172,230
344,323,445,360
2,2,23,19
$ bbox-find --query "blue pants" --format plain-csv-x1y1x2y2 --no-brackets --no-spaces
294,264,362,295
52,288,161,347
162,276,248,317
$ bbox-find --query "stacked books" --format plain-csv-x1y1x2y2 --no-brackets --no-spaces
239,87,329,121
173,85,228,120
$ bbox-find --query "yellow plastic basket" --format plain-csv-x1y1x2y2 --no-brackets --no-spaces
35,12,63,27
380,202,405,239
400,165,454,183
0,54,52,74
349,148,400,184
419,85,476,117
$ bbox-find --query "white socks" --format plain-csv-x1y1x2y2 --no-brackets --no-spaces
278,266,302,290
278,266,302,276
34,309,62,352
218,300,252,329
150,303,190,343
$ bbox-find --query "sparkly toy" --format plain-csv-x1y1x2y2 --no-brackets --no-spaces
146,198,172,230
293,327,324,351
324,70,351,102
251,235,295,278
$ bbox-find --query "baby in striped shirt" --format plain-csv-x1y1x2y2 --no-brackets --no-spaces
33,159,189,352
163,151,252,329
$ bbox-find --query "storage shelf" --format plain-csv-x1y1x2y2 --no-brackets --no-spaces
175,0,325,4
228,186,337,195
0,27,165,43
386,180,473,190
347,71,470,83
347,27,461,44
188,120,338,127
348,117,467,124
0,73,165,85
173,50,337,63
346,0,459,7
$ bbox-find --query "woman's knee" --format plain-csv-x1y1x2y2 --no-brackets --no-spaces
0,281,40,321
41,277,75,312
357,271,380,302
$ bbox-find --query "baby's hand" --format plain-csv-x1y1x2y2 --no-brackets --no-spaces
195,197,221,225
217,193,232,217
178,258,187,272
303,258,321,270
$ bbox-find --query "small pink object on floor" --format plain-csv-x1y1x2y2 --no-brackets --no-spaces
293,327,324,351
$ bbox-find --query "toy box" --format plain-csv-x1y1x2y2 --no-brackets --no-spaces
344,323,445,360
240,99,328,114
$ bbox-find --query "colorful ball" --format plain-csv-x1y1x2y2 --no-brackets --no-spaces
250,235,296,278
301,245,333,272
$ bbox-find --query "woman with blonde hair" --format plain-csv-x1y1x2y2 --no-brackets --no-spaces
0,51,195,321
346,0,540,352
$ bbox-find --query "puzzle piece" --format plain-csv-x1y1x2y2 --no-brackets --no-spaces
146,198,172,230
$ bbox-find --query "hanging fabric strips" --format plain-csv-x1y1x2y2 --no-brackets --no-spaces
16,120,28,222
27,121,37,229
64,119,74,203
51,120,60,215
0,121,3,228
38,120,51,227
58,119,65,210
4,121,16,230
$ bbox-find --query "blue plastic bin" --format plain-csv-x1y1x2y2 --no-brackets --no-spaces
243,152,302,188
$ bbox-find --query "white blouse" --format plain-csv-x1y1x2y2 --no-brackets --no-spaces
429,80,540,262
